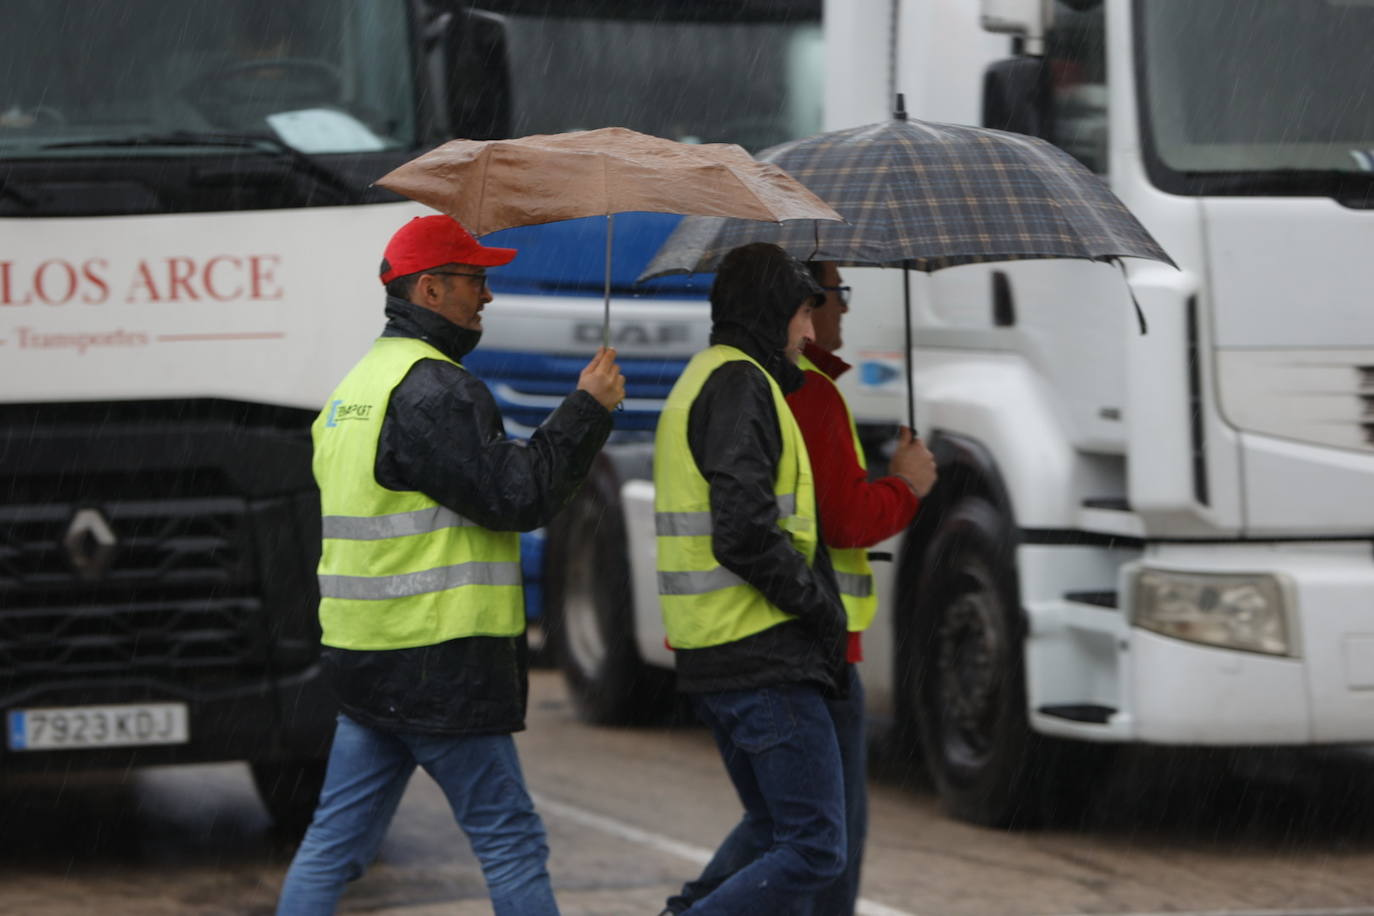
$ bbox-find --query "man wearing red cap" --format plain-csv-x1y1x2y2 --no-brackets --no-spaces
278,215,624,915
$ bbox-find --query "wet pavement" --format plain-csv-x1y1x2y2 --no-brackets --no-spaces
3,670,1374,915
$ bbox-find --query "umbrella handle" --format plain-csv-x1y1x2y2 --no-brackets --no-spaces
603,213,624,412
602,213,615,350
903,265,916,433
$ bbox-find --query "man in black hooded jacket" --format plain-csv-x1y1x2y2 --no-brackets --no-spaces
278,215,623,915
654,243,849,915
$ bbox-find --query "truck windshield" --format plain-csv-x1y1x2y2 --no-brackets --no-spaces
456,2,823,152
0,0,415,158
1136,0,1374,196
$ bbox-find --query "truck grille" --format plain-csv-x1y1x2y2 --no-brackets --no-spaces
0,470,265,692
1361,364,1373,447
1216,349,1374,454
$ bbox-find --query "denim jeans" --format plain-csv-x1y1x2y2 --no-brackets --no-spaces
276,714,558,916
672,680,846,915
667,665,865,916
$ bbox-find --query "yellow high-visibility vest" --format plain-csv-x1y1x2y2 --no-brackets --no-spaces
796,352,878,633
653,345,818,649
312,337,523,650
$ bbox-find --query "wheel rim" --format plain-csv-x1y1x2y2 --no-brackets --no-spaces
934,571,1006,774
562,522,606,679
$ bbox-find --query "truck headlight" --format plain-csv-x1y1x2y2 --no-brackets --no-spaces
1132,569,1292,656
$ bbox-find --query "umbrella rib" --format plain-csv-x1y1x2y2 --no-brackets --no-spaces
710,162,781,223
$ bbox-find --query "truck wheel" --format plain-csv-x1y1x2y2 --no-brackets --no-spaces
910,497,1093,827
544,462,673,725
251,757,327,839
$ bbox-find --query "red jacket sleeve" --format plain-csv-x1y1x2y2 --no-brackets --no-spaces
786,369,919,549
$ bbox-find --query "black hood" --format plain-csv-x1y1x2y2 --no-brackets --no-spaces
708,243,822,358
708,243,822,391
381,295,481,362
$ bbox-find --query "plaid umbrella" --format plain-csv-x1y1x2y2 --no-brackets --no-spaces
640,110,1174,426
640,116,1172,275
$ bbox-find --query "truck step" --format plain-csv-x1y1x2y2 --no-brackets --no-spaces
1063,590,1118,608
1081,497,1131,510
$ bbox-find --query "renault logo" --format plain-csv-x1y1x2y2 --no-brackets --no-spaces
64,508,118,581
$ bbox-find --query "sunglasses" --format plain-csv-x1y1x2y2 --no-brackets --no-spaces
429,270,489,290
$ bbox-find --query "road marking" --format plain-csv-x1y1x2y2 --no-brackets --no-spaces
857,900,920,916
532,793,712,867
532,793,919,916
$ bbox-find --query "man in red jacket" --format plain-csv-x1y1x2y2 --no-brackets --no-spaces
788,259,936,915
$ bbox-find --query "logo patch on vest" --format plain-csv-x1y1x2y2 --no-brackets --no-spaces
325,399,375,426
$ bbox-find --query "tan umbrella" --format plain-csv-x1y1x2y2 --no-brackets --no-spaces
375,127,843,344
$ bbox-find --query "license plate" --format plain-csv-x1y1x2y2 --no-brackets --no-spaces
6,703,189,751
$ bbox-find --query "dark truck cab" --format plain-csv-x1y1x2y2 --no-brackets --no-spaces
0,0,445,831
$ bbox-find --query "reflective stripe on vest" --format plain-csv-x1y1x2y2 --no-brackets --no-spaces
653,345,818,650
655,494,796,537
322,505,479,540
796,352,878,632
311,337,523,651
319,560,523,600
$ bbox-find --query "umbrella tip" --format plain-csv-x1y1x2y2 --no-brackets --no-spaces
893,93,908,121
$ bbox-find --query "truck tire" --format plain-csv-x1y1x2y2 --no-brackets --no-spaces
251,757,327,839
908,497,1095,827
544,462,673,725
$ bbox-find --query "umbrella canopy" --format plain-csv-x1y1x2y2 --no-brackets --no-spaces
640,117,1172,278
375,126,843,236
639,112,1174,430
376,127,843,351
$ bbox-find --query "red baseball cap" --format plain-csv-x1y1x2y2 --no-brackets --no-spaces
379,215,518,284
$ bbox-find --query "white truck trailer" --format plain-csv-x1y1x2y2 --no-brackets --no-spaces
544,0,1374,826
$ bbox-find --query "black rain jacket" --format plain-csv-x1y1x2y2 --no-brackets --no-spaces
673,269,848,696
321,296,612,735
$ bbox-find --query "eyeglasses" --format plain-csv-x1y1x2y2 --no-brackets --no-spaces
428,270,489,290
821,285,851,305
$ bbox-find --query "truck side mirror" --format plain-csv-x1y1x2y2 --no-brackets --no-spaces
981,56,1048,138
441,9,512,140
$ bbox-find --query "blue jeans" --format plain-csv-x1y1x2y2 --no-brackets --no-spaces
667,666,866,915
276,714,558,916
673,681,847,915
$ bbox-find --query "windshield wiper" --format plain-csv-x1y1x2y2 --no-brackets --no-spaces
42,130,364,203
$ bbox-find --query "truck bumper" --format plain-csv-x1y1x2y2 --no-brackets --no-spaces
0,400,335,773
